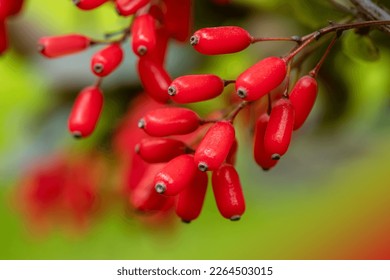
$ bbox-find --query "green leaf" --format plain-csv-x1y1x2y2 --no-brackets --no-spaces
342,32,380,63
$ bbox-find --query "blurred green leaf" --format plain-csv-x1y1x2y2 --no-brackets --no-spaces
342,32,380,63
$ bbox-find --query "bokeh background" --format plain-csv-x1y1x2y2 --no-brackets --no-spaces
0,0,389,259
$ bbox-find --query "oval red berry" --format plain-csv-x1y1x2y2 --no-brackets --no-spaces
253,113,278,170
115,0,150,16
131,14,157,56
135,138,187,163
38,34,91,58
289,75,318,130
168,74,225,103
176,170,208,223
235,56,287,101
139,107,200,137
264,98,295,159
68,86,104,138
163,0,192,42
0,20,7,55
153,154,198,196
194,121,235,171
91,43,123,77
212,164,245,221
191,26,252,55
73,0,109,10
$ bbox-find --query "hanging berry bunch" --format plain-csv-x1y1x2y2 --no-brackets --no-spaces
36,0,390,224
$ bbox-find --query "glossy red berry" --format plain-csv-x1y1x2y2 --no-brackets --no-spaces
236,56,287,101
131,14,157,56
137,57,171,103
0,20,7,55
168,74,225,103
264,98,295,160
115,0,150,16
191,26,252,55
253,113,278,170
68,86,104,138
163,0,192,42
146,27,170,65
175,170,208,223
212,164,245,221
138,107,200,137
289,75,318,130
153,154,198,196
73,0,109,10
38,34,91,58
135,138,187,163
91,43,123,77
194,121,235,171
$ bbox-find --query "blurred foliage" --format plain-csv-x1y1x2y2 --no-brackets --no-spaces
0,0,389,259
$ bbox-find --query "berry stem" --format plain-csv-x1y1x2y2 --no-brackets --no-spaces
223,79,236,86
227,101,249,123
309,33,340,78
251,36,302,44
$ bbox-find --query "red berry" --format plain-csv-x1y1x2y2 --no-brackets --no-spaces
73,0,109,10
68,86,104,138
38,34,91,58
190,26,252,55
212,164,245,221
115,0,151,16
139,107,200,137
91,43,124,77
131,14,157,56
168,74,225,103
175,170,208,223
289,75,318,130
236,56,287,101
194,121,235,171
146,27,170,65
0,0,24,18
253,113,278,170
0,19,7,55
135,138,187,163
264,98,295,160
163,0,192,42
137,58,171,103
153,154,198,196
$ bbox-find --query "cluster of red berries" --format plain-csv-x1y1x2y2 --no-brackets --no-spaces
0,0,24,54
35,1,389,224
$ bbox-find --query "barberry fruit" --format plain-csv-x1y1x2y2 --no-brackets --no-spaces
153,154,198,196
212,164,245,221
176,170,208,223
236,56,287,101
38,34,91,58
131,14,157,56
168,74,225,103
264,98,295,160
0,19,7,54
191,26,252,55
289,75,318,130
135,138,187,163
0,0,24,18
138,107,200,137
73,0,109,10
91,43,124,77
115,0,151,17
194,121,235,171
253,113,278,170
163,0,192,42
68,86,104,138
137,57,171,103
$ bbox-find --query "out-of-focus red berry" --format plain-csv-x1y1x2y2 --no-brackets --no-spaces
175,170,208,223
38,34,91,58
264,98,295,160
91,43,124,77
163,0,192,42
138,107,200,137
194,121,235,171
153,154,198,196
212,164,245,221
68,86,104,138
235,56,287,101
115,0,151,16
253,113,278,170
135,138,187,163
191,26,252,55
289,75,318,130
168,74,225,103
73,0,109,10
0,19,7,54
